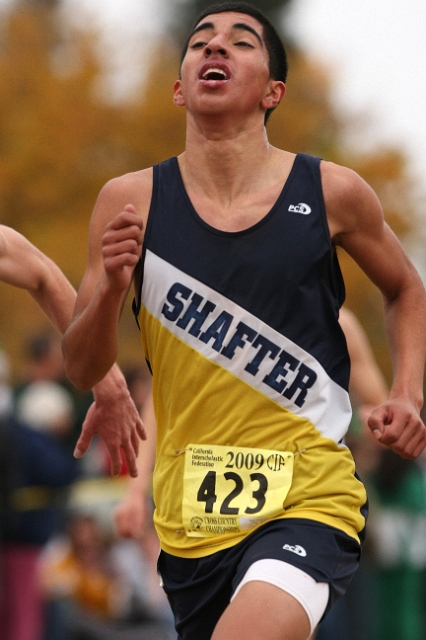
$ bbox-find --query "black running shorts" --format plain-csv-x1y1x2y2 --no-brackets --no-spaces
158,517,364,640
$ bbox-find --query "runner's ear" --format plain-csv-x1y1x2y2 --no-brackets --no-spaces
261,80,286,112
173,80,186,107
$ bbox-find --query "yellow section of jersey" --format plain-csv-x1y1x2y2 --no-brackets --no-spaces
140,308,367,558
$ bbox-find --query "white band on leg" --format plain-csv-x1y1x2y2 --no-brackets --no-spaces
232,559,329,635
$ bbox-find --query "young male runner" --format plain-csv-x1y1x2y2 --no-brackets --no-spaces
0,224,145,476
62,3,426,638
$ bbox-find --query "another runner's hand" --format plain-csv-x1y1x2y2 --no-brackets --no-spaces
368,398,426,459
114,492,148,539
74,390,146,478
102,204,143,293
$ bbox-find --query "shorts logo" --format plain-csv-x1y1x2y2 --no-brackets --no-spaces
288,203,312,215
283,543,307,557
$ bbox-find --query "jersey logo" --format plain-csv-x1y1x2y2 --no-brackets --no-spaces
288,203,312,215
282,543,307,557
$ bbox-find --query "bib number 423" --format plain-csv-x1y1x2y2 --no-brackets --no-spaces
197,469,268,515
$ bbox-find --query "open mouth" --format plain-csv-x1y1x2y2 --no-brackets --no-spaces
199,63,230,82
202,68,228,81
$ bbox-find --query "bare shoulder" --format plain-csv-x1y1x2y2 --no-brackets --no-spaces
0,224,34,257
94,167,154,228
0,224,58,290
0,224,18,249
320,160,419,299
320,160,384,243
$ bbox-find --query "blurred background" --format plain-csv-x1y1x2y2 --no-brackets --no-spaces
0,1,425,639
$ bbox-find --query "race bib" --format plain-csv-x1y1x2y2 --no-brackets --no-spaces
182,444,293,537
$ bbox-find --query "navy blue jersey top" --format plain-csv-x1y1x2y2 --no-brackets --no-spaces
133,153,366,557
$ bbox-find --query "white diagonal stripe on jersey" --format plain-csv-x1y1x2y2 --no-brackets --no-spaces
141,250,351,442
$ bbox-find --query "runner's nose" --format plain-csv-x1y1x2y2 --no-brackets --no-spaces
205,46,227,56
204,36,228,58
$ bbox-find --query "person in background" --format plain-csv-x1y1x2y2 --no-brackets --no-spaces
112,377,174,637
13,331,93,456
340,314,426,640
0,224,146,640
16,331,64,390
111,499,176,636
0,377,79,640
39,510,174,640
315,314,426,640
39,513,123,639
114,389,156,540
314,307,387,640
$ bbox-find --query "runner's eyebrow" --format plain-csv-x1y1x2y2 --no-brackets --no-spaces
189,22,264,47
189,21,215,39
232,23,263,46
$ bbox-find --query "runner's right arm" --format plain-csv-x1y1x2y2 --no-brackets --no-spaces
62,170,152,390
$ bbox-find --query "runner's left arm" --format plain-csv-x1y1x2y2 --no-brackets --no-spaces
323,163,426,459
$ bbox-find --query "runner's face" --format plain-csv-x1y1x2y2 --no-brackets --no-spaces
175,12,275,119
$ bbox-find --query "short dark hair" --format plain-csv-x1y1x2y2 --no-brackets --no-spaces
180,2,288,123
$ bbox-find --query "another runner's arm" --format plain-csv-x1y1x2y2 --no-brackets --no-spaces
323,162,426,459
114,391,157,538
62,170,152,391
339,307,388,408
0,225,76,334
339,306,389,440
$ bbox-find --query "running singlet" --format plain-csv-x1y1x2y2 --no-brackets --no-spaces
134,153,367,558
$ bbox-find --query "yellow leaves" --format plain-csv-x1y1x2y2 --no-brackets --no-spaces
118,46,186,169
268,48,340,156
348,150,414,239
0,7,116,229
